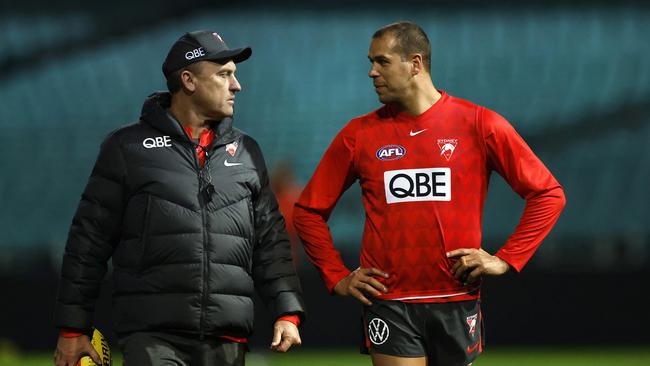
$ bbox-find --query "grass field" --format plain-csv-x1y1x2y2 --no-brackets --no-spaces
2,347,650,366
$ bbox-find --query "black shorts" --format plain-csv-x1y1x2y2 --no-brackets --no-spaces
361,299,483,366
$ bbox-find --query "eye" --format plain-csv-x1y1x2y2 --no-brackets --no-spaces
218,71,233,78
371,58,388,66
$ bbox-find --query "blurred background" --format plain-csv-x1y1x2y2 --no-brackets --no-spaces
1,0,648,364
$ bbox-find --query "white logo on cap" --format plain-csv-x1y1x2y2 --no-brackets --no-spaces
185,47,205,60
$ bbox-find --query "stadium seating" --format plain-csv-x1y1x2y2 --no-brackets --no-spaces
0,13,94,64
1,7,649,256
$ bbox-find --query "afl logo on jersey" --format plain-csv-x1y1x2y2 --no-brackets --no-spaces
376,145,406,161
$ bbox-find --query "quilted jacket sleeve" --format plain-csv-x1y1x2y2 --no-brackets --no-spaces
247,137,306,324
54,130,127,330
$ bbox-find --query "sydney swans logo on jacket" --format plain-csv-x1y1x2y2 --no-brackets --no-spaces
224,141,242,167
143,136,172,149
226,141,238,157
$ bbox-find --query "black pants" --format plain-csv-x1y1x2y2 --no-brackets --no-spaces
118,332,247,366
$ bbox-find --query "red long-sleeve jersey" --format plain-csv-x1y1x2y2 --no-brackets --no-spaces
294,91,565,302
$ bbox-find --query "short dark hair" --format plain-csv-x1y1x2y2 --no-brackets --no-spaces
166,63,203,94
373,21,431,73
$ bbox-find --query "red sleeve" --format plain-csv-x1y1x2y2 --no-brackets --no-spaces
277,314,301,327
60,329,84,338
480,108,566,272
293,121,359,292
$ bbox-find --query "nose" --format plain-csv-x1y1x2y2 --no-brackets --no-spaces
230,75,242,92
368,65,379,78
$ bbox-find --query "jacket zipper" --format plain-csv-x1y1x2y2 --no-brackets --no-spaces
171,123,233,339
182,134,230,340
195,147,210,341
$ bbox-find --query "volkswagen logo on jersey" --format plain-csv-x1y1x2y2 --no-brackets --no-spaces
376,145,406,161
368,318,390,345
384,168,451,203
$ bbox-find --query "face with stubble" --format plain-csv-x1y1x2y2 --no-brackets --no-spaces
367,34,414,106
187,60,241,120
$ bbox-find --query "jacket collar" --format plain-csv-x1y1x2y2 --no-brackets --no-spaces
140,91,238,148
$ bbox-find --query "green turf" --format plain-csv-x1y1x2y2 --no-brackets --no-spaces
3,347,650,365
471,347,650,366
262,348,650,366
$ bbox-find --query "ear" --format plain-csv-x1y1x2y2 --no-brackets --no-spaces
180,69,197,92
410,53,423,76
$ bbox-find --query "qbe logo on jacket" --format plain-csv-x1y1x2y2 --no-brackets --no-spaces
143,136,172,149
384,168,451,204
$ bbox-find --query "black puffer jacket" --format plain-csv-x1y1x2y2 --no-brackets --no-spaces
54,92,304,338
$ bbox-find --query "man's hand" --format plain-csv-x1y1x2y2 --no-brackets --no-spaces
54,334,101,366
447,248,510,284
333,267,389,306
270,320,301,353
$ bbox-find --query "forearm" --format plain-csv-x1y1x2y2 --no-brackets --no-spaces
496,186,566,271
293,204,351,292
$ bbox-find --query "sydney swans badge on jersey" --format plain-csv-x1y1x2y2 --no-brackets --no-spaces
226,141,238,157
466,313,478,337
437,139,458,161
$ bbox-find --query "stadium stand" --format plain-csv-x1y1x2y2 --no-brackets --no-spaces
0,6,648,268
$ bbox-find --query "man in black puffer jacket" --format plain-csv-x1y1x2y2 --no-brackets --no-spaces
54,30,305,366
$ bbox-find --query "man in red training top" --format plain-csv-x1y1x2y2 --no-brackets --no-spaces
293,21,565,366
